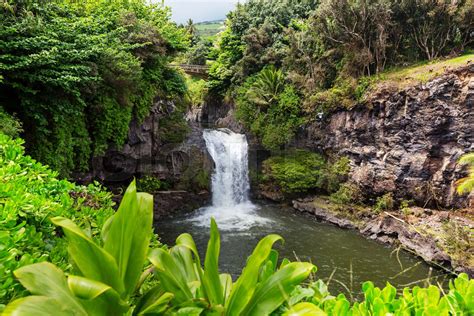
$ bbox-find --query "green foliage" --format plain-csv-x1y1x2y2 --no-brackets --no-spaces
236,68,304,150
3,180,154,315
148,219,315,315
374,193,395,213
262,152,350,196
456,153,474,195
137,175,171,193
186,75,208,108
0,133,114,305
329,183,361,205
0,0,188,175
283,274,474,315
0,107,22,138
209,0,473,130
185,39,212,65
158,108,190,144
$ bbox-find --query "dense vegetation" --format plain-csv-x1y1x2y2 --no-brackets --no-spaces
3,181,473,315
0,133,114,305
260,150,350,197
207,0,473,149
0,0,189,176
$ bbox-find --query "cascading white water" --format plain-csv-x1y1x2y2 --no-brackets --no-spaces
186,128,270,230
204,129,250,207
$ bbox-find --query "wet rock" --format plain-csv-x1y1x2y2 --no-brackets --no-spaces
361,215,451,264
153,190,210,219
292,200,356,229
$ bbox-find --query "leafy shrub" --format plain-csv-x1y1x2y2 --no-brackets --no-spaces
0,108,22,138
4,182,315,315
329,182,362,205
262,151,350,196
236,68,304,150
281,274,474,315
456,152,474,195
0,133,114,305
262,150,326,194
137,175,171,193
374,192,395,212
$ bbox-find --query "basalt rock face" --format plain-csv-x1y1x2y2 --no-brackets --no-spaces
84,99,212,215
297,65,474,208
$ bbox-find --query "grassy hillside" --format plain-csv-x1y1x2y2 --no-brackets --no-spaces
372,53,474,91
196,20,225,40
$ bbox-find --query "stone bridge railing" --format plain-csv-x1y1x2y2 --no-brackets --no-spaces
171,64,210,75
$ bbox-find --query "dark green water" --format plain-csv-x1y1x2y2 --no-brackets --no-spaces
155,202,449,297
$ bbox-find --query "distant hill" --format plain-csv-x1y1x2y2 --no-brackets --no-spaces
196,20,225,40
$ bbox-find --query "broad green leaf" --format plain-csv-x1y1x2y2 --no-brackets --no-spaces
68,276,128,315
51,217,124,294
283,302,326,316
176,306,204,315
149,248,194,303
203,218,223,305
135,290,174,315
12,262,87,315
2,296,75,316
68,276,114,300
103,181,153,298
243,262,315,316
171,246,199,283
225,234,283,315
220,273,233,304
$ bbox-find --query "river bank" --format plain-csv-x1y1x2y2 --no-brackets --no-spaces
292,196,473,277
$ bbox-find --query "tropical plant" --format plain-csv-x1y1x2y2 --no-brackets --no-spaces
3,179,315,315
147,219,315,315
282,274,474,315
0,133,114,305
245,66,285,108
3,180,154,315
456,153,474,195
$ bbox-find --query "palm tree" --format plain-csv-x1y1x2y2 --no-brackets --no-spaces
186,18,197,38
246,66,285,108
456,153,474,195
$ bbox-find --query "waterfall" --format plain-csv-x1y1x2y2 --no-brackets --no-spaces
203,129,250,207
186,128,270,230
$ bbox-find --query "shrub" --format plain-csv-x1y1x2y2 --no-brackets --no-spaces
0,133,114,305
329,182,361,205
235,68,305,150
4,183,315,315
374,192,395,212
137,175,171,193
0,108,22,138
262,152,350,196
262,150,326,194
281,274,474,315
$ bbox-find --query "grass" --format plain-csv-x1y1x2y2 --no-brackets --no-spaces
369,53,474,92
196,21,225,40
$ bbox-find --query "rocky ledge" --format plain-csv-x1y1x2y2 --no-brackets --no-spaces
293,198,474,277
153,190,210,219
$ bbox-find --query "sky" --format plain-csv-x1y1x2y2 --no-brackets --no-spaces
163,0,240,24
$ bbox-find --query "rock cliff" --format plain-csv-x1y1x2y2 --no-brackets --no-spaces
81,99,213,217
297,65,474,208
